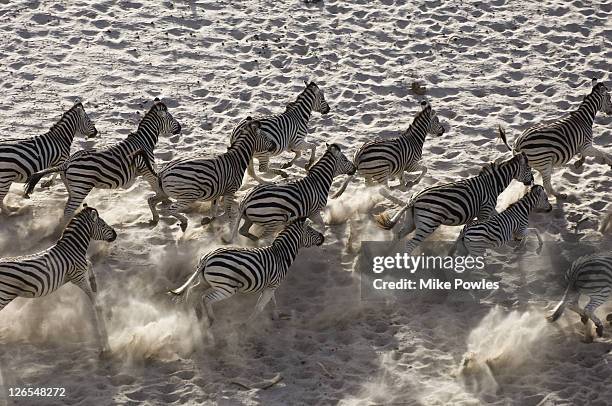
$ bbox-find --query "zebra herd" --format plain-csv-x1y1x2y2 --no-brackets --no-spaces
0,78,612,354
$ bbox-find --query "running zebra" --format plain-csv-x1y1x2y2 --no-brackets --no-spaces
169,217,324,333
547,253,612,340
453,185,552,256
225,143,356,243
333,100,445,203
145,117,274,232
25,99,181,222
499,78,612,199
0,205,116,353
0,102,97,214
375,153,534,254
231,81,330,183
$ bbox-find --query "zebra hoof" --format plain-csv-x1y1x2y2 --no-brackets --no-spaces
201,217,213,225
279,172,289,178
280,162,292,169
148,219,159,227
179,222,188,232
555,193,568,200
606,313,612,324
580,314,589,324
596,324,604,337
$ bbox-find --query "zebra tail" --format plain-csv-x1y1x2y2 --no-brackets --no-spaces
331,174,354,199
546,285,572,322
497,125,512,151
374,203,413,230
24,165,65,198
168,269,201,297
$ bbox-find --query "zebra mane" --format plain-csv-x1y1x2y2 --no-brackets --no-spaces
48,103,81,134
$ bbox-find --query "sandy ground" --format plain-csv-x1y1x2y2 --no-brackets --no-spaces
0,0,611,405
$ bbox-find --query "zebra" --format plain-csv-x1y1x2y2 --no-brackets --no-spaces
24,99,181,223
231,80,330,183
145,117,275,232
499,78,612,199
547,253,612,340
225,143,356,243
0,101,97,214
332,100,446,204
0,204,116,353
374,153,534,254
453,185,552,256
169,217,324,334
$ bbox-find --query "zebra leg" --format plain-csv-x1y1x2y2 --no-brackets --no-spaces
147,193,166,225
249,159,271,184
405,166,427,188
72,274,110,355
0,180,13,214
247,288,275,323
221,194,237,227
281,150,301,170
40,173,59,188
584,291,610,338
63,184,94,223
402,225,437,255
574,154,585,169
238,217,259,241
380,179,406,206
201,199,219,226
541,167,566,199
581,145,612,168
160,200,191,232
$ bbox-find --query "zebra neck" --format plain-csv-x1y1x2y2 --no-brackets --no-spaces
47,118,77,150
573,92,600,126
227,136,256,171
272,231,300,267
132,116,160,149
288,91,315,122
504,196,534,219
55,222,92,253
486,167,515,196
305,154,335,190
400,120,429,148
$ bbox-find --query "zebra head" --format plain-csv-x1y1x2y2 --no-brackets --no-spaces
305,81,330,115
240,116,275,153
148,98,182,136
513,152,534,186
79,204,117,242
420,101,445,136
288,217,325,248
591,79,612,115
530,185,552,213
72,102,98,139
327,143,357,176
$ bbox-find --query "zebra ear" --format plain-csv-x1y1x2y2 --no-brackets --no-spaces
154,97,161,103
83,203,88,208
74,98,82,106
592,78,598,87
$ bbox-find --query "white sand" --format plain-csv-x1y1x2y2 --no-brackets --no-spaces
1,0,611,405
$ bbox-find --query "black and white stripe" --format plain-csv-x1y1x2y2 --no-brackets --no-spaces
333,100,445,202
24,99,181,222
500,78,612,198
231,81,330,183
0,102,97,213
146,117,274,231
375,153,534,254
169,218,324,330
547,253,612,339
225,143,356,242
0,205,116,352
454,185,552,256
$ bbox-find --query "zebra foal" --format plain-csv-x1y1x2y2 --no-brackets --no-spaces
0,205,116,353
453,185,552,256
25,99,181,223
0,102,97,214
231,81,330,183
548,253,612,340
169,218,324,333
500,78,612,199
333,100,445,203
225,143,356,243
375,153,534,254
145,117,274,231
